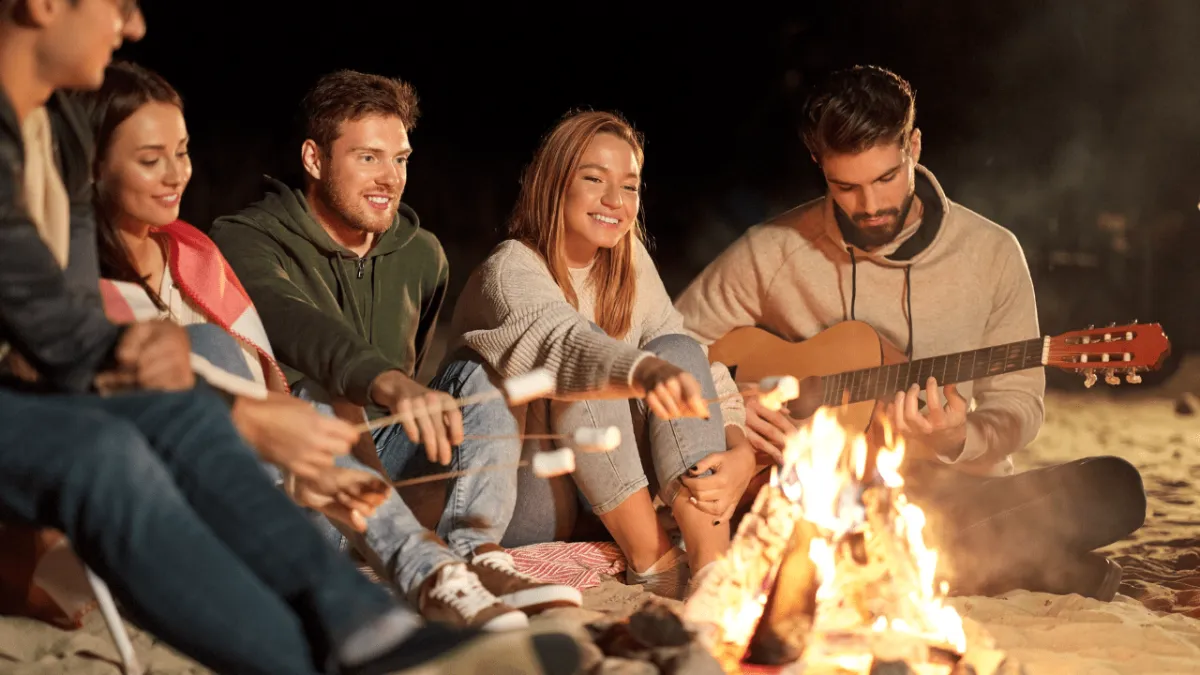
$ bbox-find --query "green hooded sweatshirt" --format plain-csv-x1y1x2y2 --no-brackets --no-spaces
209,176,448,412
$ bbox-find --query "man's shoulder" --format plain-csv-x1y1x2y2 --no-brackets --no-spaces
946,201,1027,256
739,196,828,254
406,225,447,260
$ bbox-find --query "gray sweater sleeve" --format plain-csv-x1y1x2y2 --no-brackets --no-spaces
458,243,651,398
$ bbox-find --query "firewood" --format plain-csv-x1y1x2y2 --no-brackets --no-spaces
746,519,821,664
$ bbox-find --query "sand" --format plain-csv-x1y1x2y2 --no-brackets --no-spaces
3,364,1200,674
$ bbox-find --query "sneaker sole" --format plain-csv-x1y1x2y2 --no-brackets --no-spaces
481,609,530,632
498,585,583,613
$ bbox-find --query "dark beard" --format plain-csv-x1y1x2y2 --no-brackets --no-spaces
835,190,917,251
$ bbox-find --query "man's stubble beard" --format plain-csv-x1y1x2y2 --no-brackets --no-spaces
316,177,395,235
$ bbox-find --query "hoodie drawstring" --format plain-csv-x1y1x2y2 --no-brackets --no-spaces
904,265,913,359
847,247,915,359
848,248,858,321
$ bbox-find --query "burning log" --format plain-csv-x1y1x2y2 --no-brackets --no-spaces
681,466,808,671
683,409,1007,675
745,519,820,664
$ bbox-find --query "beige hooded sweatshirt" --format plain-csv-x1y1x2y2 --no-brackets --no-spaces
675,165,1044,476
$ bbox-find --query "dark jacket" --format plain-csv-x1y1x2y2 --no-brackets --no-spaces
0,88,122,394
209,177,448,411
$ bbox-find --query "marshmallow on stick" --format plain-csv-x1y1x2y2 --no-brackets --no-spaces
755,375,800,411
532,447,576,478
571,426,621,452
502,368,555,405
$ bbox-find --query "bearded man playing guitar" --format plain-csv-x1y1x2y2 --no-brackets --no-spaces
676,65,1148,601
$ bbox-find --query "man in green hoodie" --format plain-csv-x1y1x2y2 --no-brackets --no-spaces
210,70,581,630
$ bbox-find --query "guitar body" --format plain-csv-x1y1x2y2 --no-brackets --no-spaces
709,320,907,437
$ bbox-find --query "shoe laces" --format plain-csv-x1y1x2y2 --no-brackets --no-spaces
428,564,498,620
474,550,535,582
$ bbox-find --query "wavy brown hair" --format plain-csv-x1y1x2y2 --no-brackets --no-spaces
508,110,646,339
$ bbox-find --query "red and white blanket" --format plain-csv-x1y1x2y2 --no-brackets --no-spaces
98,219,287,394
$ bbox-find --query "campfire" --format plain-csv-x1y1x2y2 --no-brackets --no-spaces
681,409,1013,675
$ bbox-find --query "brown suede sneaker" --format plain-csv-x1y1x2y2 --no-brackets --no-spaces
417,563,529,631
468,544,583,614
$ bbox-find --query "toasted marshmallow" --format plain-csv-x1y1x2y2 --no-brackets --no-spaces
503,369,555,405
757,375,800,411
572,426,621,452
532,447,576,478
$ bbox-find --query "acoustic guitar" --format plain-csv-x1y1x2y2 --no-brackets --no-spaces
708,319,1172,439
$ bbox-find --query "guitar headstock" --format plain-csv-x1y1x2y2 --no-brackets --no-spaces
1046,321,1171,387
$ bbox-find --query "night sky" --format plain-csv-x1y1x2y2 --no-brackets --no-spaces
118,1,1200,360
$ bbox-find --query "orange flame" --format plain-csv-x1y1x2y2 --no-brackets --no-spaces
785,408,967,656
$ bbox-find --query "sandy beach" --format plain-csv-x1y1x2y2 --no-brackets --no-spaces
3,362,1199,674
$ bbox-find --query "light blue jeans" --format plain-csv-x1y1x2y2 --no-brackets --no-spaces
502,333,725,546
284,356,523,598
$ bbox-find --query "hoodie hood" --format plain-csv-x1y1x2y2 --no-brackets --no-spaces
231,175,422,259
822,164,949,268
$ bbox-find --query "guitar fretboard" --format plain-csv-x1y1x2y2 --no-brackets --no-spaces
819,337,1045,407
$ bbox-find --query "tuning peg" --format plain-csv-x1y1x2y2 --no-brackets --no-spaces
1130,319,1138,324
1083,370,1097,388
1126,371,1142,384
1088,324,1095,330
1108,321,1117,327
1104,368,1120,386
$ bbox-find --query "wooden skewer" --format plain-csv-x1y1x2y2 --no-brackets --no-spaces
392,461,529,488
355,388,504,434
363,382,758,435
465,433,563,441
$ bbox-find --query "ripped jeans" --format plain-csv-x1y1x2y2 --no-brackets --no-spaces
501,333,726,547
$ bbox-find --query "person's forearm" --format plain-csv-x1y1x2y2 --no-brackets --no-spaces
229,395,266,455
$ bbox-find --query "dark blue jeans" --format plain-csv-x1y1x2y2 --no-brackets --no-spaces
0,382,396,675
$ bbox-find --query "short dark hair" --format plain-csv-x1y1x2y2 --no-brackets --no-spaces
800,65,916,160
301,70,420,152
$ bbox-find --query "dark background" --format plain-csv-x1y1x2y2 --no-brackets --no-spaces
119,1,1200,382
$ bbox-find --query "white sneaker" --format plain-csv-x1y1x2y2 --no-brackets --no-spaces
417,563,528,632
469,545,583,613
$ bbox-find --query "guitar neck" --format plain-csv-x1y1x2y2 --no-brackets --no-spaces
819,336,1046,407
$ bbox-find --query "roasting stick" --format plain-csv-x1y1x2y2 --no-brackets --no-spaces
388,378,802,491
465,426,622,452
355,369,556,434
391,447,577,488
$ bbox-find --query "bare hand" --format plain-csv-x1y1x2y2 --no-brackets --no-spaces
679,443,757,521
370,370,464,466
743,395,797,465
632,357,708,420
884,377,968,460
97,320,194,392
234,393,361,480
289,466,392,533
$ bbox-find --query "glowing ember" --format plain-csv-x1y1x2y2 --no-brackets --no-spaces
684,407,974,674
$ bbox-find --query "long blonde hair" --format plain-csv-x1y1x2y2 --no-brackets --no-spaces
508,110,646,339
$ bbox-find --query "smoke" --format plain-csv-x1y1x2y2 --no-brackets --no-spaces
947,0,1200,231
